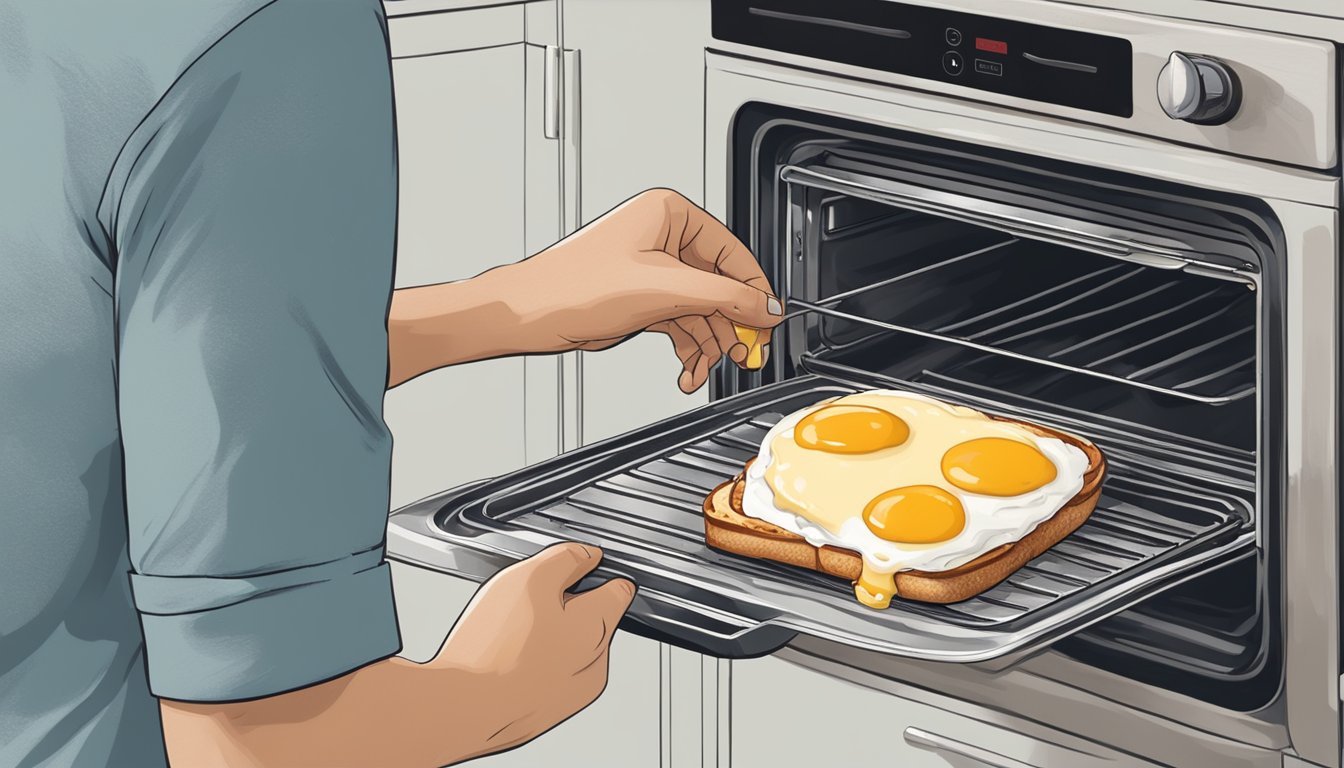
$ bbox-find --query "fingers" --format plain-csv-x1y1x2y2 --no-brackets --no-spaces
638,189,782,323
707,314,747,365
670,195,776,294
567,578,636,650
674,317,720,393
680,350,712,394
651,321,705,394
675,316,721,366
664,268,784,330
520,542,604,595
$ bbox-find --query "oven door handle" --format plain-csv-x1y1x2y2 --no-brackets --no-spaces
779,164,1256,286
903,727,1040,768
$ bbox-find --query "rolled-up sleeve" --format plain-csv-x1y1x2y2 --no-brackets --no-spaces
101,0,401,702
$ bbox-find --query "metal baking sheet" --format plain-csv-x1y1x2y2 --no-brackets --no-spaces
387,375,1254,662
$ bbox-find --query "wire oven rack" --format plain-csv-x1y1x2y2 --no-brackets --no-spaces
778,156,1262,406
785,235,1257,406
387,375,1255,662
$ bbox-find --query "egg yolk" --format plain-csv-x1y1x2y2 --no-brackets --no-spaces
863,485,966,544
941,437,1057,497
794,405,910,454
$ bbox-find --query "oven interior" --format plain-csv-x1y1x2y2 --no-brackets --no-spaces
718,104,1284,710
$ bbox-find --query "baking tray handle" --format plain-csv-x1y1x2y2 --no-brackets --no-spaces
389,483,799,659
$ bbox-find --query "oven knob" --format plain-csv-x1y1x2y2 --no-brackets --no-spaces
1157,52,1241,125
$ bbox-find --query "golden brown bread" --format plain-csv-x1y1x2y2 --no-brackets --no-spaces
703,417,1106,605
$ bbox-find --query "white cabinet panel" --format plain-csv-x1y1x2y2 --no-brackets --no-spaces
386,13,660,767
391,45,524,289
384,360,525,509
386,43,531,507
731,655,1164,768
562,0,716,444
556,7,715,767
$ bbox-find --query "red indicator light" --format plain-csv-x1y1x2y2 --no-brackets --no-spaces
975,38,1008,54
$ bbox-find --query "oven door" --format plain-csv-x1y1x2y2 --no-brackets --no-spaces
703,50,1337,765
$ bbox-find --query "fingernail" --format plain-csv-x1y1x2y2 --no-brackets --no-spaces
620,580,636,597
766,296,783,316
577,544,596,559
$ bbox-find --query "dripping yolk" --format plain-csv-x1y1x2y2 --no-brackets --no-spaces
794,405,910,454
941,437,1057,497
863,485,966,544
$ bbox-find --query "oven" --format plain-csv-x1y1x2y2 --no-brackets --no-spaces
388,0,1340,765
703,0,1337,764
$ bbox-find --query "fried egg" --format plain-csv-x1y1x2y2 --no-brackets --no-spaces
741,391,1089,609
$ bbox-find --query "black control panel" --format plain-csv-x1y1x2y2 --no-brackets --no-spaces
711,0,1133,118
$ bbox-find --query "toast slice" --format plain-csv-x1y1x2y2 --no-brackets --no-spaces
703,417,1106,605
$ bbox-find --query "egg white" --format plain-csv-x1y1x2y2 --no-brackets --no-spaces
741,391,1090,576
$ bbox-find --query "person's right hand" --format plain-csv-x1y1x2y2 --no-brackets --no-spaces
431,542,637,754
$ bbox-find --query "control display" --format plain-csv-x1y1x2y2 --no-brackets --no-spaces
711,0,1133,117
975,37,1008,55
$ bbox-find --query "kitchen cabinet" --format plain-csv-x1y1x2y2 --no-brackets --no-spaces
384,6,532,510
731,654,1167,768
558,3,726,765
562,0,717,447
383,3,662,765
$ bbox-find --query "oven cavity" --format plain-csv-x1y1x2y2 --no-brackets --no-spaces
721,114,1281,709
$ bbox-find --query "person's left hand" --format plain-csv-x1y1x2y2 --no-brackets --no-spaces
505,188,783,393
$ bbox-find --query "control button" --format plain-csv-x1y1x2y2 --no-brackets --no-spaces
942,50,965,76
945,27,962,46
974,59,1004,77
1157,51,1241,125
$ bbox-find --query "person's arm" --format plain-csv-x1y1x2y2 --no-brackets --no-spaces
160,543,634,768
102,3,628,766
387,189,784,390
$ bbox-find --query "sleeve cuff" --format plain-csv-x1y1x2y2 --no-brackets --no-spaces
131,549,401,702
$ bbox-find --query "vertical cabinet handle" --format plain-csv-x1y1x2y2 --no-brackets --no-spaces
903,727,1039,768
543,44,561,140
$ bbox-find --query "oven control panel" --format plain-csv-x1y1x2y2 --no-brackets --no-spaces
712,0,1134,117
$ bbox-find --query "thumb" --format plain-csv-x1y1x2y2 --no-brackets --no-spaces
567,577,637,634
668,269,783,329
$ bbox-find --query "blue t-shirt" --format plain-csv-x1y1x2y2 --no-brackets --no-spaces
1,1,401,765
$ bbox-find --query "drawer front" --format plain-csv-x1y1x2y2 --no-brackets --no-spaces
730,655,1162,768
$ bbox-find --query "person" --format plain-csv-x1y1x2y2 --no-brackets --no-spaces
0,1,780,766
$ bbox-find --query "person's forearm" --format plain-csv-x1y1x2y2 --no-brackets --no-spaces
389,262,536,388
160,656,527,768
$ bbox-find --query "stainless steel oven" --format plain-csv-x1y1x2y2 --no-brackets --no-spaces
700,0,1338,764
389,0,1340,764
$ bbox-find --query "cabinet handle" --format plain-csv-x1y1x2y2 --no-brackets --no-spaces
543,44,560,139
903,727,1038,768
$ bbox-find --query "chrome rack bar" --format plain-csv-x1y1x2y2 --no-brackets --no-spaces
787,298,1250,405
1047,286,1227,359
812,237,1021,307
780,164,1259,287
957,266,1143,341
800,355,1256,477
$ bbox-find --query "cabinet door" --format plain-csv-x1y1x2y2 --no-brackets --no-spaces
385,8,661,768
385,42,529,509
384,10,538,688
731,655,1166,768
559,5,723,767
561,0,716,446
